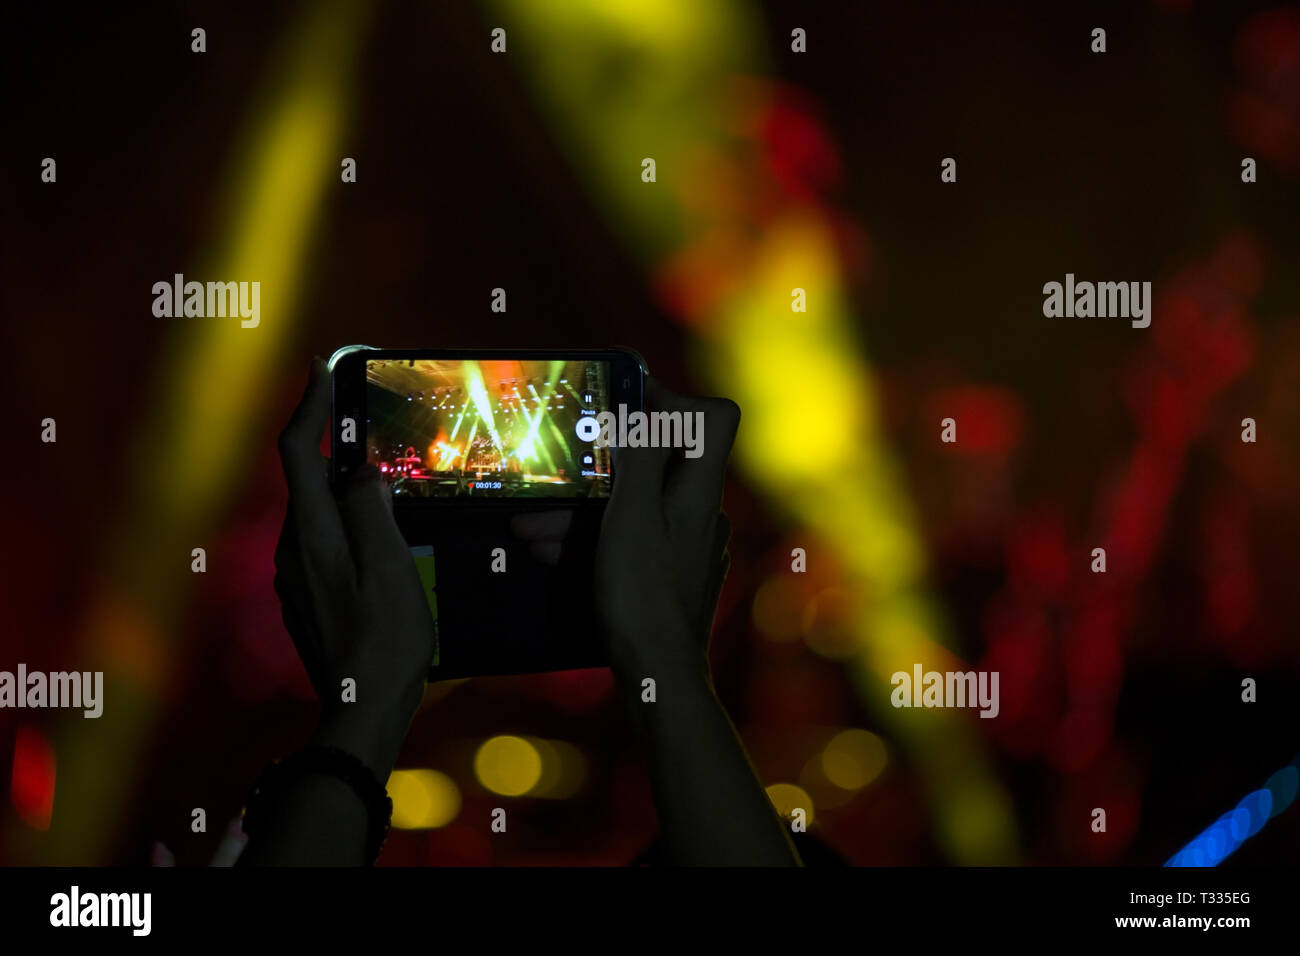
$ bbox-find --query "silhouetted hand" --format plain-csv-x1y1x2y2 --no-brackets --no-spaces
511,379,734,677
242,358,436,865
594,379,738,682
272,358,435,779
513,378,800,866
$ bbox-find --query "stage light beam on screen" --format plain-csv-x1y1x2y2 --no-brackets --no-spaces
465,362,505,456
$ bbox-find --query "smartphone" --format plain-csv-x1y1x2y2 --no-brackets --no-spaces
326,346,647,679
329,347,646,507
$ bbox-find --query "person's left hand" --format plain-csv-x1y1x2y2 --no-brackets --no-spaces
273,358,436,777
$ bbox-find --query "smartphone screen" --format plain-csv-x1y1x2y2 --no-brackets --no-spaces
363,357,613,499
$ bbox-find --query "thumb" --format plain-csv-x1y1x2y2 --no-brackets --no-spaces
605,442,669,532
647,379,740,523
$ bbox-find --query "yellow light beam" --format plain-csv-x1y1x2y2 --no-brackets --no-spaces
491,0,1019,862
20,0,372,864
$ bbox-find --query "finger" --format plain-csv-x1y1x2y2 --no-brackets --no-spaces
336,465,411,583
606,442,669,531
702,513,732,631
278,359,351,587
648,379,740,522
150,842,175,867
274,569,328,693
707,550,732,631
274,512,328,686
210,818,249,867
713,511,733,556
509,510,574,542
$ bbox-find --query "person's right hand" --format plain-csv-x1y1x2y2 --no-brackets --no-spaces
593,380,738,682
514,381,800,866
511,378,739,684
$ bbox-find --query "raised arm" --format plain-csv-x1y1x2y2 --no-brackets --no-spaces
240,359,436,866
515,380,801,866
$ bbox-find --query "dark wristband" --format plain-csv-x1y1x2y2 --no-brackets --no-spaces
243,746,393,865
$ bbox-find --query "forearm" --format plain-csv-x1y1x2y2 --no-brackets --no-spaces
238,773,370,866
240,693,417,867
614,645,801,866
